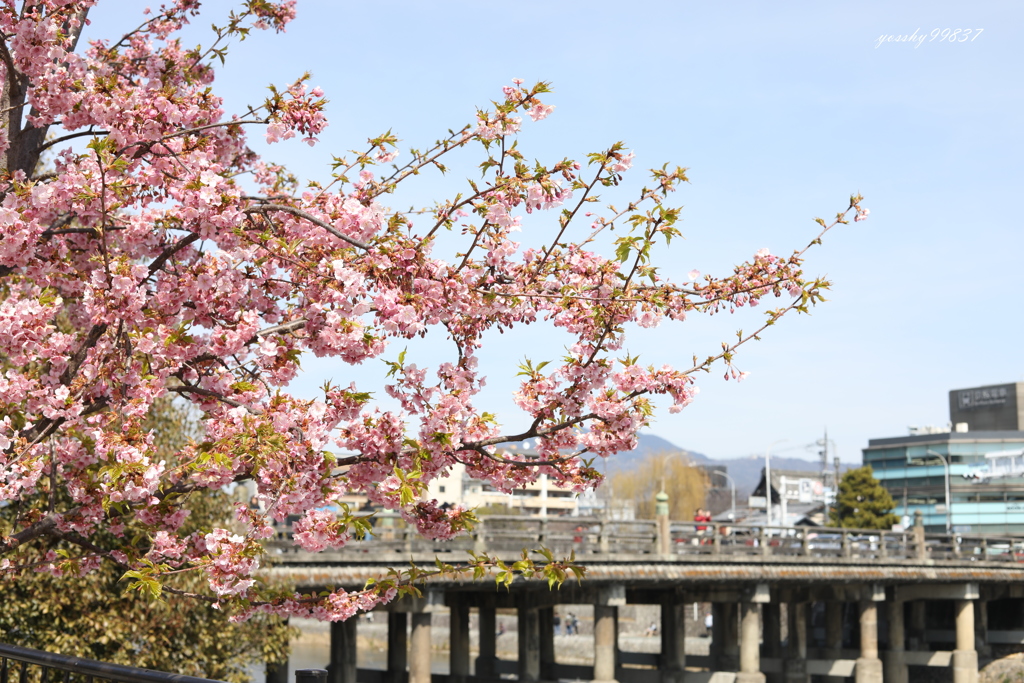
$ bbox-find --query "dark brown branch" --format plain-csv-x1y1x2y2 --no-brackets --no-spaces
255,319,307,338
244,204,370,250
168,384,257,413
466,444,586,468
0,514,58,555
44,226,126,236
148,232,199,277
529,162,606,281
35,128,109,154
117,118,264,158
463,412,602,450
59,323,108,386
187,319,307,367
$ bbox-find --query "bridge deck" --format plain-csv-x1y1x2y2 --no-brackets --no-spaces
265,515,1024,590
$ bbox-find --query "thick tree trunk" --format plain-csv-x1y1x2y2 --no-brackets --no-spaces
1,8,89,178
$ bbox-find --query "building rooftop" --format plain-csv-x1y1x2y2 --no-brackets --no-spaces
866,430,1024,448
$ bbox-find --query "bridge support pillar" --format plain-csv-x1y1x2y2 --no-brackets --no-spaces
713,601,739,672
975,597,991,658
539,607,556,681
884,599,908,683
476,605,498,678
329,617,357,683
710,601,736,671
824,601,844,683
385,612,407,683
660,596,686,683
710,602,723,667
449,598,470,683
593,604,619,683
784,600,809,683
737,601,765,683
761,602,783,683
410,613,432,683
953,598,978,683
855,593,883,683
908,600,926,650
518,603,541,683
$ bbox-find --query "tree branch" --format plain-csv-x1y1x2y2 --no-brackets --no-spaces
244,204,370,250
255,319,307,338
0,514,58,555
168,384,259,413
148,232,200,278
59,324,108,386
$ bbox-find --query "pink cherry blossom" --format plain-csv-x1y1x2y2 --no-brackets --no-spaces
0,3,860,621
528,104,555,121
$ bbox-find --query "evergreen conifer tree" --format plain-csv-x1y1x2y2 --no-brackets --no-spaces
829,465,899,530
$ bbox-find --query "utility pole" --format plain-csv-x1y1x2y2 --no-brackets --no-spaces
833,457,841,503
818,428,830,486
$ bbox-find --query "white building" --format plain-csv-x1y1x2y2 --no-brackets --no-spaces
426,462,581,516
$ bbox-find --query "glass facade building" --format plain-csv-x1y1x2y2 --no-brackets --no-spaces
863,430,1024,534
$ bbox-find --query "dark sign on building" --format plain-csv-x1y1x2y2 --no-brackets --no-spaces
949,382,1024,431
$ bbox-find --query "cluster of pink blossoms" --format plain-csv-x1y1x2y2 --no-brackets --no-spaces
0,0,866,619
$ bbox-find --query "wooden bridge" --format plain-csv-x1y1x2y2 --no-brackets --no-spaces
266,514,1024,683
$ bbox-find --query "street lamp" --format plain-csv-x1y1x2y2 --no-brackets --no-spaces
660,451,684,495
924,449,953,535
710,470,737,525
764,439,787,526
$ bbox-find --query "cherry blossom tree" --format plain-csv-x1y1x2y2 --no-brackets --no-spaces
0,0,868,621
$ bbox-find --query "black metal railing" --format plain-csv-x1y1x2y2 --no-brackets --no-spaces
0,643,223,683
0,643,328,683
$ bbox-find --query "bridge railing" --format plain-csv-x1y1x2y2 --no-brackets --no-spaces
266,513,1024,563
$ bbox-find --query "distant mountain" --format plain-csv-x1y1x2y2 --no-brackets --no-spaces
600,433,830,497
600,433,710,473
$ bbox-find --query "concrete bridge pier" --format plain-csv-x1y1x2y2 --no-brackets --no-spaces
908,600,926,650
517,600,541,683
883,597,907,683
409,613,431,683
389,589,442,683
659,595,686,683
784,598,809,683
761,602,783,683
594,585,625,683
855,585,885,683
975,596,991,658
710,601,724,670
448,596,470,683
593,605,618,683
538,606,557,681
737,597,766,683
385,612,407,683
329,617,357,683
823,601,845,683
954,598,978,683
718,602,740,672
474,603,498,678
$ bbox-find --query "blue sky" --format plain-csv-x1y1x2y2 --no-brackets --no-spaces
86,1,1024,463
